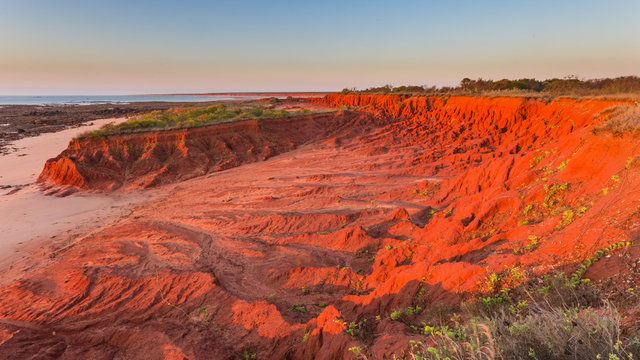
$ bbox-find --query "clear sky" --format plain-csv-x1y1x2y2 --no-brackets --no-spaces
1,0,639,95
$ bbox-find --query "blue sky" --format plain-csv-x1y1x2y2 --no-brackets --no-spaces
1,0,639,94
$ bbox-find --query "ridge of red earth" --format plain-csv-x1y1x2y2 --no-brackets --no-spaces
36,111,382,194
2,94,639,359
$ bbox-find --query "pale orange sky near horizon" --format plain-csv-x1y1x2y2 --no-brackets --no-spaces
1,0,639,95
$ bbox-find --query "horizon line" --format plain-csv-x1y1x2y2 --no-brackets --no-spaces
0,91,335,97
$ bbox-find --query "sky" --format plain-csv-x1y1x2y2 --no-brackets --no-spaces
1,0,639,95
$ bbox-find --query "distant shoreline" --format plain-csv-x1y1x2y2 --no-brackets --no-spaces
0,97,325,154
149,91,329,97
0,99,243,152
0,92,328,105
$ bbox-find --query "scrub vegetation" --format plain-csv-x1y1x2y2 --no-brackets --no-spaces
403,244,640,360
80,102,315,138
342,76,640,98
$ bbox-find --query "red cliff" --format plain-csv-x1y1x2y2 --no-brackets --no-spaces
3,95,639,359
37,112,378,192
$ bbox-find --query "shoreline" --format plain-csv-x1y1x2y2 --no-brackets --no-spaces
0,98,322,154
0,96,325,275
0,117,129,192
0,101,215,153
0,117,151,272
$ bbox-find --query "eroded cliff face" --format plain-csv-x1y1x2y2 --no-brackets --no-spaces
37,112,378,192
4,95,640,359
41,95,628,193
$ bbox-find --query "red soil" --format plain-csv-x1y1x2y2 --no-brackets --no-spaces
37,112,375,193
3,95,640,359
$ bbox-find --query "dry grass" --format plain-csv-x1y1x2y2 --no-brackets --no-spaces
492,303,632,360
411,321,496,360
574,93,640,103
412,304,637,360
407,272,640,360
594,105,640,136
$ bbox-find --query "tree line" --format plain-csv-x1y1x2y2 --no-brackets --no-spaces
341,76,640,96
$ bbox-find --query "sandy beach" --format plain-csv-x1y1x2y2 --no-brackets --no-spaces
0,118,149,269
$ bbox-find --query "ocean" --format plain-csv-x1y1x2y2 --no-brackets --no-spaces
0,95,261,106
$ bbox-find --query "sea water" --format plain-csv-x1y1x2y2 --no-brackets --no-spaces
0,95,261,106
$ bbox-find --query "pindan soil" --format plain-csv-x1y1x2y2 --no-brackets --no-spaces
1,95,640,359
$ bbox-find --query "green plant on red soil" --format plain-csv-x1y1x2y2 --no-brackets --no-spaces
398,243,639,360
444,207,454,218
406,305,423,316
568,241,632,287
390,310,405,321
348,346,368,360
561,209,575,225
543,183,569,207
481,288,512,308
522,204,534,216
345,321,362,337
484,273,500,292
389,306,424,324
513,235,540,255
196,306,209,319
626,156,637,170
576,205,589,216
354,248,369,257
471,228,497,242
477,267,527,309
556,160,568,171
530,151,550,168
301,332,310,343
287,302,308,313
